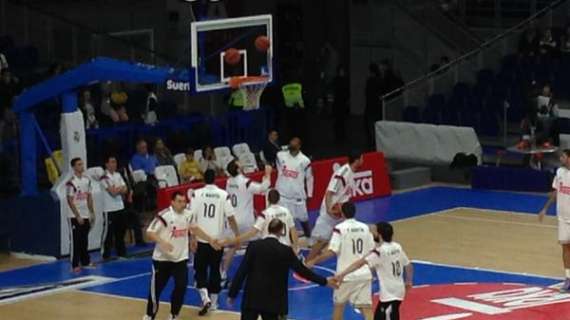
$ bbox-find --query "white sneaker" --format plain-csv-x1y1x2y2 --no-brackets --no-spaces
166,314,178,320
210,303,218,312
142,315,152,320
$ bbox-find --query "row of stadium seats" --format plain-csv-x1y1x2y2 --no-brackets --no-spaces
402,52,570,135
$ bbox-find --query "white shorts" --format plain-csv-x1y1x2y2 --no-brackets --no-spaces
312,212,342,241
334,280,372,307
279,197,308,222
559,220,570,244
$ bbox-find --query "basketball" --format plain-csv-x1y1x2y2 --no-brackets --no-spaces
255,35,270,52
224,48,241,65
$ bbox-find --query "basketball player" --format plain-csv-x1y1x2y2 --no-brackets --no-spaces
144,191,220,320
66,157,96,273
539,149,570,292
306,202,375,320
335,222,413,320
306,152,363,262
221,160,272,286
222,189,299,251
275,137,314,238
100,155,128,259
190,169,239,315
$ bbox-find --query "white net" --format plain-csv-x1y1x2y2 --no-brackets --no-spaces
237,77,269,111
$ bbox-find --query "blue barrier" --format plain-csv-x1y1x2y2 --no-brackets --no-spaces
472,166,553,193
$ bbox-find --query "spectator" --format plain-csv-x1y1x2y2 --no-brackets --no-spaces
131,139,159,176
80,89,98,129
199,145,224,176
364,63,382,149
154,138,176,167
332,65,349,142
536,84,560,145
178,147,204,183
262,130,280,166
100,81,114,123
120,165,146,246
519,24,539,58
110,82,129,123
539,28,557,57
0,52,8,73
143,84,159,125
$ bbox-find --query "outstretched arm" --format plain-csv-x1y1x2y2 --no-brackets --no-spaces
335,257,368,282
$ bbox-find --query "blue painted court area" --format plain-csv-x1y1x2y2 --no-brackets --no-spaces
0,186,561,319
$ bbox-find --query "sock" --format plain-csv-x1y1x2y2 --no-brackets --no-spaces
211,293,218,306
565,269,570,279
199,288,209,303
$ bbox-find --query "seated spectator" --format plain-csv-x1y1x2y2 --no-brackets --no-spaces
199,145,224,176
130,139,159,176
178,147,204,183
262,129,280,166
539,28,557,56
110,82,129,123
143,84,159,125
154,138,176,167
80,89,98,129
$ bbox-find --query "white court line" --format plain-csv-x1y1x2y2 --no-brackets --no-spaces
432,298,510,315
413,260,563,280
420,313,473,320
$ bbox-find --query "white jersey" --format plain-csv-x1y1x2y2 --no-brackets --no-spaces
147,207,192,262
189,184,235,243
329,219,375,281
553,167,570,223
254,204,296,246
226,174,270,228
100,170,126,212
275,151,313,200
365,242,410,302
319,164,355,217
66,174,92,218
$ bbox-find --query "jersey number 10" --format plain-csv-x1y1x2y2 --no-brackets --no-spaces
352,238,364,254
203,203,216,218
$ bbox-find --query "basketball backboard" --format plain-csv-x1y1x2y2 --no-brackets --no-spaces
190,14,273,93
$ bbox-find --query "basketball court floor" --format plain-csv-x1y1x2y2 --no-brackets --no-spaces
1,185,569,319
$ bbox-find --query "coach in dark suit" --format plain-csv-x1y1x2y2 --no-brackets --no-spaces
228,219,337,320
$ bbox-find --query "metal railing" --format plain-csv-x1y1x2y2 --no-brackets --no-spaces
381,0,567,123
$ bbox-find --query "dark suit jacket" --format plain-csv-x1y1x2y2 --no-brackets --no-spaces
262,140,280,165
228,237,327,315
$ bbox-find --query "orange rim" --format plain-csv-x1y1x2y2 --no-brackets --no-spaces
229,76,269,89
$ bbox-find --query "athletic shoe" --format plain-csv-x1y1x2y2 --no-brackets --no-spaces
166,314,177,320
560,279,570,292
72,267,82,273
198,301,211,316
210,303,219,312
83,263,96,269
142,315,152,320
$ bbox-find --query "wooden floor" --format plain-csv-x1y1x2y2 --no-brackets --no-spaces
0,253,45,272
0,291,240,320
395,208,562,278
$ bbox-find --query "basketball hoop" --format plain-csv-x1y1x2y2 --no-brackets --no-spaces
229,76,269,111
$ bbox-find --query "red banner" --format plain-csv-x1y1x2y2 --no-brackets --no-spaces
156,151,391,213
